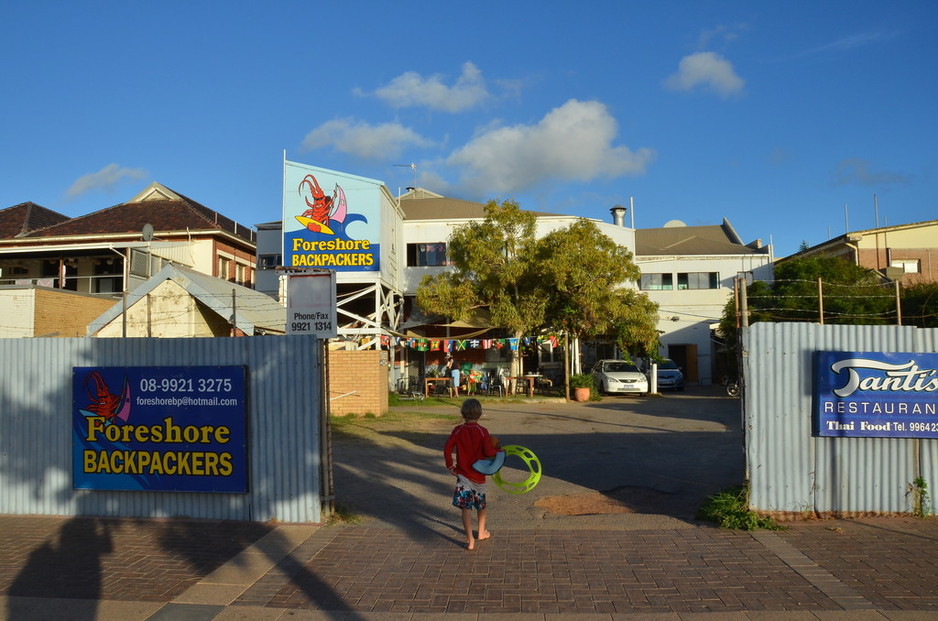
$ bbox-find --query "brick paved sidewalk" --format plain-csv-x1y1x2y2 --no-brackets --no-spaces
3,515,938,619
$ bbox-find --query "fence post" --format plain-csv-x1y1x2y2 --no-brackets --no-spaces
895,280,902,326
818,277,824,325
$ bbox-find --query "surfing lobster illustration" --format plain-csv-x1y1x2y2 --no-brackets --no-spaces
82,370,131,424
296,174,347,235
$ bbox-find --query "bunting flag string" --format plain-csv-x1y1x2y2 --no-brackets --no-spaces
387,335,561,351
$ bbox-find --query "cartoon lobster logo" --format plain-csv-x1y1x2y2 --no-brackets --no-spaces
80,370,131,425
295,174,347,235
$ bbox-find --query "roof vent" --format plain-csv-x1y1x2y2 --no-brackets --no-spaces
610,205,627,227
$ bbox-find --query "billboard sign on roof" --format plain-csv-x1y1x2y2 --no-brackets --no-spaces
283,160,381,272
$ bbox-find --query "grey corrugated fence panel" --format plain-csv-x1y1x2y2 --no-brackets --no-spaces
745,322,938,516
0,336,321,522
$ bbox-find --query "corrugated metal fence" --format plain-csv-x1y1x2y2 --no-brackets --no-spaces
745,322,938,516
0,336,322,523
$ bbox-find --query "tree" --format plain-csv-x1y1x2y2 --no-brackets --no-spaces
718,254,896,354
536,219,658,356
416,203,659,377
415,199,545,376
901,282,938,328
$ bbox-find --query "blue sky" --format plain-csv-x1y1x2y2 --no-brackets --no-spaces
1,1,935,258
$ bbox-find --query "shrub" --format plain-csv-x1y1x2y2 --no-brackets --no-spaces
696,484,783,531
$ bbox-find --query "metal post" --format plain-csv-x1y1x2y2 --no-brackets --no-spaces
320,341,335,518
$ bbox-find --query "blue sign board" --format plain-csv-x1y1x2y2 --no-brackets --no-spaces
814,351,938,438
73,366,248,492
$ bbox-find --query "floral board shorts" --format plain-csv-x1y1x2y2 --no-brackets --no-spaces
452,474,486,510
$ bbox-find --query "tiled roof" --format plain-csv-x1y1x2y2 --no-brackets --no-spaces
400,193,554,220
0,202,70,239
636,223,760,256
12,184,255,244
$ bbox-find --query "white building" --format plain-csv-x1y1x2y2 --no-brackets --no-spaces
261,160,774,386
634,219,774,384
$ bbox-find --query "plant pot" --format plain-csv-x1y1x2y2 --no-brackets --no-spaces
573,387,590,402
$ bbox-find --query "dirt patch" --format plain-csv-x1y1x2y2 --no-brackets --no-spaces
535,486,677,516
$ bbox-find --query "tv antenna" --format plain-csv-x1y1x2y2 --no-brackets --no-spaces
394,162,416,192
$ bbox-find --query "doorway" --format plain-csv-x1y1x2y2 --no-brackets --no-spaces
667,344,698,383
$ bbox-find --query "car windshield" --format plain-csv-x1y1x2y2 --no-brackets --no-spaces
602,362,639,373
660,360,679,369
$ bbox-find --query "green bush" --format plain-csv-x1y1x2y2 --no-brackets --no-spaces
696,484,783,530
570,373,595,389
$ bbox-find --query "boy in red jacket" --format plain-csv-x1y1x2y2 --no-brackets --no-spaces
444,398,499,550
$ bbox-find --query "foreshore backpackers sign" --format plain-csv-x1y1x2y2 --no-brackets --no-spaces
73,366,248,492
283,160,380,272
814,351,938,438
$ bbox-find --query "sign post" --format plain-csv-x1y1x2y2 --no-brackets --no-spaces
285,269,337,517
286,270,338,338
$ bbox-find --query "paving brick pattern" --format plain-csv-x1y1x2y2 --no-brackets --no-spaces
235,526,843,615
779,519,938,612
0,516,271,603
5,516,938,617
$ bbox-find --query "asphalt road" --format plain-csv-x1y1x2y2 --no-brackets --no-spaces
331,385,745,534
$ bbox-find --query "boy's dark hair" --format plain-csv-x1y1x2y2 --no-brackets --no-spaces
460,398,483,420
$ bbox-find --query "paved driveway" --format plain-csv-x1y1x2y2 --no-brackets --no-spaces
332,386,744,533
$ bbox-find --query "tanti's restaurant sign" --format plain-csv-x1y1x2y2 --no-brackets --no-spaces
73,366,248,492
814,352,938,438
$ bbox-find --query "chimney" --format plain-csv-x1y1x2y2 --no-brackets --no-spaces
610,205,627,227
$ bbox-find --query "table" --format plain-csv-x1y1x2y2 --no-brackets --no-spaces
506,375,540,398
424,376,451,398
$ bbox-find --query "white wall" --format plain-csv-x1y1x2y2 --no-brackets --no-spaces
0,289,35,337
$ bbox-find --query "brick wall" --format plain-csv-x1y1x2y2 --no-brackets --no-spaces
327,349,389,416
34,289,116,337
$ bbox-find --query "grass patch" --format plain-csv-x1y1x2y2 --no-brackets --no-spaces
325,503,363,525
696,484,783,531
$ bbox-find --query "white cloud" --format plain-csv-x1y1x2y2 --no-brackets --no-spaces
834,158,912,186
664,52,745,98
66,164,148,198
371,62,489,112
445,99,655,195
301,118,433,160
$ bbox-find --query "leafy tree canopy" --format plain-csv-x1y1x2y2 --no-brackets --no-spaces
415,200,660,367
719,254,899,351
536,219,657,356
415,199,544,338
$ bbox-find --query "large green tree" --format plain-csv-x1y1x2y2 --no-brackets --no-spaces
416,201,659,376
536,219,658,356
415,199,545,375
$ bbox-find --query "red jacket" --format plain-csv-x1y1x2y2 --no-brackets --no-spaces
444,421,497,485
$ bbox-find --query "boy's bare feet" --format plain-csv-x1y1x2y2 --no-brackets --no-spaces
477,530,491,541
466,538,475,550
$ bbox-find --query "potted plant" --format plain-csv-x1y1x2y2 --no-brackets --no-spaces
570,373,594,402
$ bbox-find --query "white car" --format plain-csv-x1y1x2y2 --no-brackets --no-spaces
591,359,649,395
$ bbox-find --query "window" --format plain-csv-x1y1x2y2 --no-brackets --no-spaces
891,259,920,274
218,256,231,280
640,273,673,290
407,243,447,266
259,254,281,269
677,272,719,290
